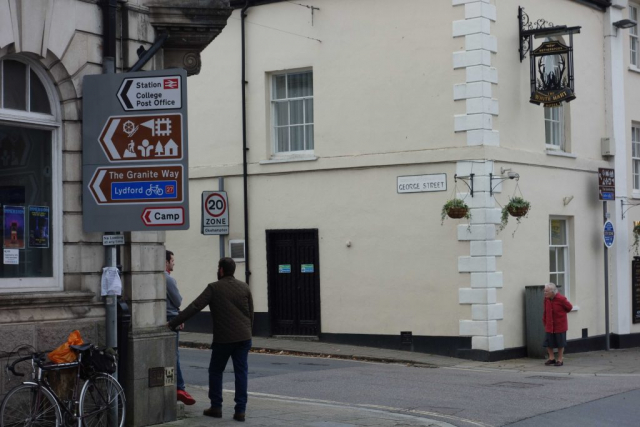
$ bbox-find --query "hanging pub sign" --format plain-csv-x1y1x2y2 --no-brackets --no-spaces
518,6,581,107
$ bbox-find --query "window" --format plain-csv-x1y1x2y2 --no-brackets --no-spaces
631,4,638,67
271,71,314,154
549,219,569,297
633,125,640,190
0,57,60,292
545,106,565,150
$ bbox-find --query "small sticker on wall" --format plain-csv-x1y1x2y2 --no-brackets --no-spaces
301,264,314,273
3,249,18,265
278,265,291,273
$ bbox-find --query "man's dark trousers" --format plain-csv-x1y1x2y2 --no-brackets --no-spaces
209,339,252,413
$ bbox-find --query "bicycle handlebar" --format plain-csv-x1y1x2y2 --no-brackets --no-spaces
7,353,46,377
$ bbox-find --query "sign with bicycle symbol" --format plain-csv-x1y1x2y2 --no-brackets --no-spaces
98,113,182,162
88,165,183,205
202,191,229,235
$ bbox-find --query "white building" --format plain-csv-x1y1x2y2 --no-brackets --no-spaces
169,0,640,360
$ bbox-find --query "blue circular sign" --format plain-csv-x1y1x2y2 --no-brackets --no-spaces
604,220,615,248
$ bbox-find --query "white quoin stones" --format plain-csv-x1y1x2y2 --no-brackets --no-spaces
452,0,499,147
455,160,504,351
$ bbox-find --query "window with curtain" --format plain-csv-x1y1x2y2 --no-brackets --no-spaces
545,106,564,150
549,218,570,297
633,125,640,190
631,4,638,67
0,58,58,291
272,71,314,154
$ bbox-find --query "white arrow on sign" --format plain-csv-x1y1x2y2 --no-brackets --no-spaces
103,119,121,160
118,76,182,111
141,207,185,226
92,170,107,202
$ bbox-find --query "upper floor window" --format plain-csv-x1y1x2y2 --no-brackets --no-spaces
633,125,640,190
545,106,565,150
1,60,52,114
271,70,314,154
631,4,638,68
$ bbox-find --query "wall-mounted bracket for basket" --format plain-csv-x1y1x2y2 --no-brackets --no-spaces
454,173,474,197
621,199,640,220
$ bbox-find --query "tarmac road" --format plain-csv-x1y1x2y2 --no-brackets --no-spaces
180,347,640,426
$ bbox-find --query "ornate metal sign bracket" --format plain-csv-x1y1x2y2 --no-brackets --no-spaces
518,6,580,62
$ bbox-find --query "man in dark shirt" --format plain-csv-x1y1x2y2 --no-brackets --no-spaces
165,250,195,405
168,257,253,422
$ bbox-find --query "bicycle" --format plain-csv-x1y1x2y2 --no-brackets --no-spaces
0,344,125,427
145,184,163,197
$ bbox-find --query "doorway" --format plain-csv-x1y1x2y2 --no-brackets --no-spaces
266,229,320,336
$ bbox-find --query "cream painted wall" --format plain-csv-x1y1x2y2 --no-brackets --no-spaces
170,0,640,350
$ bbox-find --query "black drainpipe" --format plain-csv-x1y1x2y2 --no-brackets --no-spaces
102,0,117,73
241,1,252,284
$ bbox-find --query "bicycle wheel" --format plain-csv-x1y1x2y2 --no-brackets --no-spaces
0,383,62,427
79,374,125,427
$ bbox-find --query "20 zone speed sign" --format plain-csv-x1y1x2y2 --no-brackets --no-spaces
202,191,229,235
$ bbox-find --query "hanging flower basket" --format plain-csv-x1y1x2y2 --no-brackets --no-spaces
441,198,471,225
499,196,531,233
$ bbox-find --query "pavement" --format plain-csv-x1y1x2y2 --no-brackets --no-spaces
159,332,640,426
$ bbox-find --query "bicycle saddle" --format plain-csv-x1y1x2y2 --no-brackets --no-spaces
70,344,92,352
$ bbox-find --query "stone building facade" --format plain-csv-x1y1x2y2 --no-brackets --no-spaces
0,1,231,425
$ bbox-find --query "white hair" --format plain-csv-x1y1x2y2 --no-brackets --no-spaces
544,283,558,294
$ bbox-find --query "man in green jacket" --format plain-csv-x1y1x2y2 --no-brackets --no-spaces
167,257,253,422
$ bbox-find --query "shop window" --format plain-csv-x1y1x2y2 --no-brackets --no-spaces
549,218,570,297
271,70,314,155
0,57,60,292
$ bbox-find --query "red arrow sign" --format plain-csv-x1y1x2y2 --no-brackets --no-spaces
98,113,182,162
141,207,185,226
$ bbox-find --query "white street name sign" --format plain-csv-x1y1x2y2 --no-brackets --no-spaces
118,75,182,111
397,174,447,194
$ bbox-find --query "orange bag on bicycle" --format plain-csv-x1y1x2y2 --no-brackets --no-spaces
48,330,84,363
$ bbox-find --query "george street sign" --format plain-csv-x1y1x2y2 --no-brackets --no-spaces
98,113,183,162
118,75,182,111
83,69,189,232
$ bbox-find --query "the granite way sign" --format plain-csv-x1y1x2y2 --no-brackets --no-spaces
88,165,183,205
98,113,183,162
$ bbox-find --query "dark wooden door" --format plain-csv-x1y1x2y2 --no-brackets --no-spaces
266,229,320,336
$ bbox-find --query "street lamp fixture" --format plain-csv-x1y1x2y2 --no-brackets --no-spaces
613,19,637,29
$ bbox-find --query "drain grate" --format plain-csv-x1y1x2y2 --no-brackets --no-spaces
527,375,573,381
491,381,543,389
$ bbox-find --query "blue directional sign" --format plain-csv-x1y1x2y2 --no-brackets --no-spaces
112,181,178,200
604,220,615,248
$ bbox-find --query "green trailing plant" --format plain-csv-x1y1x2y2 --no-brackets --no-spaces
499,196,531,233
632,224,640,256
441,198,471,225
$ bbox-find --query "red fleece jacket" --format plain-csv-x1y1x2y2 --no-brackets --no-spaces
543,293,573,333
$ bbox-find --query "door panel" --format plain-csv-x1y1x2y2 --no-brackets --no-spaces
267,230,320,336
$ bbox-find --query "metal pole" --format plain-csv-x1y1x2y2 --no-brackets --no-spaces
219,177,225,258
604,201,610,351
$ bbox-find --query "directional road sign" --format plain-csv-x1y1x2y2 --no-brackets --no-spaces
202,191,229,235
141,207,185,227
82,69,189,232
118,75,182,111
99,113,183,162
598,168,615,201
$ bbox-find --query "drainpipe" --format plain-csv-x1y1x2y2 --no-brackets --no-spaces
241,1,252,284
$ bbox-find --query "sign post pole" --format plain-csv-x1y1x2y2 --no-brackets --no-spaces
218,177,225,258
603,202,611,351
599,167,615,352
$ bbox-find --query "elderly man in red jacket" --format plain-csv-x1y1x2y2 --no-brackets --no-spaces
543,282,573,367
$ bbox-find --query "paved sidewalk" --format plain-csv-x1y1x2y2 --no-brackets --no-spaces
163,386,459,427
181,332,640,376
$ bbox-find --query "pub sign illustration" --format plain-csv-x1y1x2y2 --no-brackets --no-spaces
82,69,190,232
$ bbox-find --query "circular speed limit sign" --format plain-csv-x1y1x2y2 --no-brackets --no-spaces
202,191,229,235
205,193,227,217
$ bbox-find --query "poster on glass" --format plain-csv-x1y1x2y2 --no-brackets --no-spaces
3,206,25,249
28,206,50,248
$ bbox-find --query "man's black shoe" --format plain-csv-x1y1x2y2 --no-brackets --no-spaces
233,413,246,422
203,407,222,418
